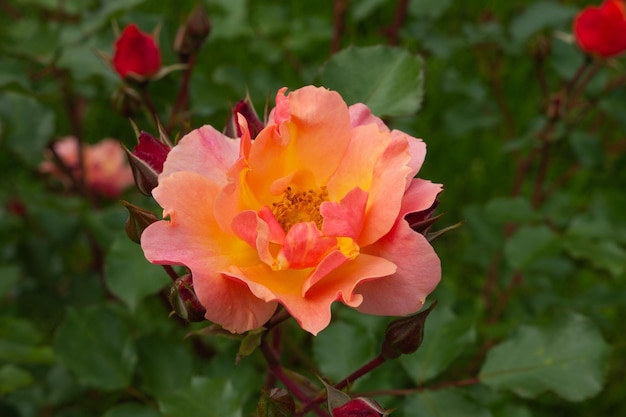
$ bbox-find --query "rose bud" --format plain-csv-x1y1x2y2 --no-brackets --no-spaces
173,4,211,62
169,274,207,322
333,398,389,417
122,200,158,244
381,301,437,360
574,0,626,58
124,132,171,196
113,24,162,81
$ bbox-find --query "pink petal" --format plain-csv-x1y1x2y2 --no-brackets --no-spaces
286,254,397,334
359,134,413,246
348,103,388,131
161,125,240,187
357,220,440,316
400,178,443,217
195,273,278,333
231,254,396,335
278,222,337,269
320,186,368,239
247,86,352,201
392,130,427,182
141,172,274,333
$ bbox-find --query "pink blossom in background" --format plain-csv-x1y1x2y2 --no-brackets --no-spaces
41,137,134,198
141,86,442,335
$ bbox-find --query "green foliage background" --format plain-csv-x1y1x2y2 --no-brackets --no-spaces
1,0,624,416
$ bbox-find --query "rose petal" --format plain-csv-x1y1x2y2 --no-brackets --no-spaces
321,186,368,239
357,221,441,316
161,125,240,187
142,172,275,332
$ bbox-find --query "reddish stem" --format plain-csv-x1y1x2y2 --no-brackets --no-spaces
166,54,197,133
330,0,347,54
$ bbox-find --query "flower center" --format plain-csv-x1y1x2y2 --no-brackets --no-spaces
272,186,328,232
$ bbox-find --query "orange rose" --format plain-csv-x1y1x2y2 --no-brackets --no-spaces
141,86,442,335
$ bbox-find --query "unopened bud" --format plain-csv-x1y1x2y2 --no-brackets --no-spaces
169,274,206,322
257,388,295,417
123,132,170,196
121,200,158,244
381,301,437,360
173,4,211,62
224,97,265,139
333,398,389,417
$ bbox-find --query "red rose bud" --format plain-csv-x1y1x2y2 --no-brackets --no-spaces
113,24,162,79
224,97,265,139
256,388,295,417
173,4,211,62
134,132,170,173
124,132,170,196
169,274,207,322
122,200,158,244
574,0,626,58
381,301,437,360
333,398,388,417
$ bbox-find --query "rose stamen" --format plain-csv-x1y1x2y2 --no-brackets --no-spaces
272,186,328,232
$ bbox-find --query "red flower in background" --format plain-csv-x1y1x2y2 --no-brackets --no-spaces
113,24,162,79
574,0,626,58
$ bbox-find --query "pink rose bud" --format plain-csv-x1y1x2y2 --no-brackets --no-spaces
173,4,211,62
113,24,162,80
333,398,388,417
124,132,170,196
381,301,437,360
169,274,207,322
122,200,158,244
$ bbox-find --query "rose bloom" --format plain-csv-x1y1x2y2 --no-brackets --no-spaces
41,137,134,198
141,86,442,335
574,0,626,58
113,24,161,79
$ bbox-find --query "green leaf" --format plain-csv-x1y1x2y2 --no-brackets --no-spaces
159,377,243,417
509,1,577,44
400,306,475,384
313,321,375,382
102,403,160,417
318,45,424,117
136,334,193,398
0,365,34,395
0,92,55,166
0,316,56,365
479,312,609,401
403,388,490,417
237,327,265,365
408,0,452,19
53,306,137,390
104,236,170,312
504,225,556,270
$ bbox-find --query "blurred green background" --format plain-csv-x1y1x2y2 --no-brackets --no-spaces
1,1,625,416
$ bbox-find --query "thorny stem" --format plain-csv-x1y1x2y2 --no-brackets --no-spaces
260,336,329,417
166,53,197,133
162,265,179,281
335,354,387,391
301,354,387,414
330,0,347,54
382,0,409,46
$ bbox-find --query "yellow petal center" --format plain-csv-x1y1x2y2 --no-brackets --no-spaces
272,186,328,232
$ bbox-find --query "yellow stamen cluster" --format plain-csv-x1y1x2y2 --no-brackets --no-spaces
272,186,328,232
